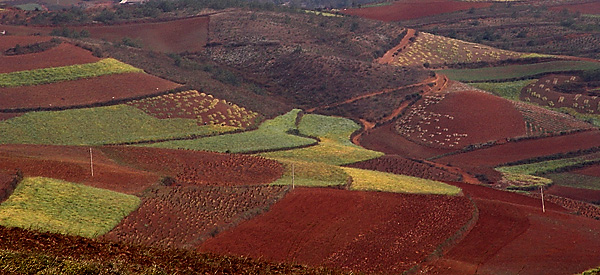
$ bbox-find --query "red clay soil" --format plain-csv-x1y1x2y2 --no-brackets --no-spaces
575,164,600,177
340,0,491,22
546,185,600,203
419,181,600,275
101,185,289,249
360,122,452,159
78,16,209,53
0,43,100,73
550,2,600,14
0,171,18,203
396,91,527,149
0,35,52,51
522,75,600,115
0,144,159,194
0,72,181,110
99,146,283,186
346,155,462,182
437,130,600,167
198,188,474,274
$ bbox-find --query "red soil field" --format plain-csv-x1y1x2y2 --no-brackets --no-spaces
346,155,462,182
546,185,600,203
550,2,600,14
420,181,600,275
0,144,159,194
199,188,474,274
101,185,290,249
396,91,526,149
340,0,491,22
0,171,18,203
78,16,209,53
522,75,600,115
437,130,600,167
100,146,283,186
0,35,52,51
0,72,181,111
575,163,600,177
0,43,100,73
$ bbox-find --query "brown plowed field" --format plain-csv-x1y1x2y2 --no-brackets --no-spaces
550,2,600,14
0,35,52,51
546,185,600,203
346,155,462,182
575,164,600,177
0,43,100,73
340,0,491,22
198,188,474,274
437,130,600,167
396,91,526,149
78,16,209,53
0,72,181,111
522,75,600,115
101,185,290,249
419,181,600,275
100,146,283,186
360,123,452,159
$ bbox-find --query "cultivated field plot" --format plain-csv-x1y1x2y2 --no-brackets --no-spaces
0,43,100,74
395,91,526,149
346,155,462,182
0,73,181,111
471,80,534,101
522,74,600,115
340,0,491,21
0,105,236,145
102,185,289,249
497,152,600,176
0,177,139,238
0,171,17,203
269,158,351,187
392,32,524,67
100,146,283,187
78,16,209,53
148,109,316,153
0,35,52,51
441,61,600,82
128,90,259,128
549,2,600,14
199,188,474,274
512,100,594,136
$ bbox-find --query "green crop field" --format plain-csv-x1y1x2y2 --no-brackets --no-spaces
261,114,383,165
269,158,350,187
501,172,553,190
497,155,600,176
545,173,600,191
0,177,140,238
471,80,534,101
0,58,142,87
0,105,235,145
342,167,461,195
441,61,600,82
147,109,317,153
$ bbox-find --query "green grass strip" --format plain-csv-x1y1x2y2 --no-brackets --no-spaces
0,58,143,87
470,80,534,101
148,109,316,153
497,155,600,175
269,158,350,187
440,61,600,82
261,114,383,165
0,105,235,145
0,177,140,238
342,167,461,195
545,173,600,191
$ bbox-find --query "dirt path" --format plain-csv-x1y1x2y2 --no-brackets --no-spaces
376,28,416,65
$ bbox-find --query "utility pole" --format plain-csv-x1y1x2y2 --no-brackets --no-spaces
541,186,545,213
90,147,94,177
292,163,295,189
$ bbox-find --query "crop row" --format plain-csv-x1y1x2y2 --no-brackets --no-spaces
346,155,462,182
499,172,553,191
0,58,143,87
0,177,139,238
521,75,600,116
268,158,351,187
102,185,289,248
128,90,259,128
497,152,600,175
511,101,594,137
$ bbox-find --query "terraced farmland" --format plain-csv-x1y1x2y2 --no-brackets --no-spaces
512,101,595,136
343,167,461,195
0,43,100,73
0,177,139,238
522,74,600,116
346,155,462,182
269,158,351,187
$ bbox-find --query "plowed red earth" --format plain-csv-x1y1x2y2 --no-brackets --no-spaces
437,130,600,167
198,188,474,274
574,163,600,177
419,182,600,275
0,171,17,203
100,146,283,186
101,185,289,249
550,2,600,14
0,73,181,111
0,35,52,51
546,185,600,203
346,155,461,182
78,16,209,53
0,43,100,73
340,0,491,22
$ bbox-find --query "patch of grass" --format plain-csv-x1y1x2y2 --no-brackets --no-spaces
545,173,600,191
471,80,534,101
147,109,316,153
0,177,140,238
441,61,600,82
553,107,600,127
0,58,143,87
501,172,552,191
261,114,383,165
269,158,350,187
342,167,461,195
582,266,600,275
497,155,600,175
0,105,235,145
